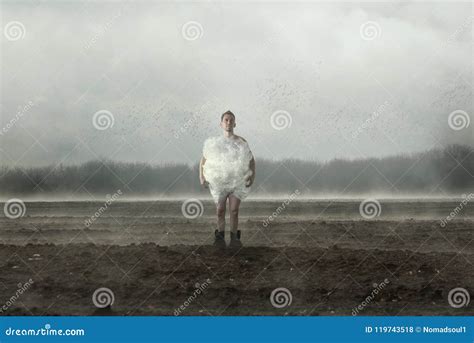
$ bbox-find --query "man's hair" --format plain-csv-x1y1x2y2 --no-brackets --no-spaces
221,110,235,121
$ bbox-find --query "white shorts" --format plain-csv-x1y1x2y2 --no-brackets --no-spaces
209,184,250,204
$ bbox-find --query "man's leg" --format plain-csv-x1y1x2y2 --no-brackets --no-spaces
228,194,243,249
228,194,241,233
213,195,228,249
216,196,228,232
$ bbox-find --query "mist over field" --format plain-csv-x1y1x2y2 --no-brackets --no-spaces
1,1,473,171
0,144,472,199
1,2,472,202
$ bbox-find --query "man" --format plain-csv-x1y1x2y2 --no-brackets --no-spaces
199,110,256,249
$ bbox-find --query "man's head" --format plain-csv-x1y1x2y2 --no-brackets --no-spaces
220,110,236,132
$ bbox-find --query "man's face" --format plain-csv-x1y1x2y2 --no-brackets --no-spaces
220,114,236,131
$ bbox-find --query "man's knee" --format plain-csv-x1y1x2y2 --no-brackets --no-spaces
230,207,239,216
216,206,226,217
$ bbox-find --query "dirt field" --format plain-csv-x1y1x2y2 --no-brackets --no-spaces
0,200,472,316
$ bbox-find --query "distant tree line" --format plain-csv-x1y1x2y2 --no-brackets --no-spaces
0,145,472,197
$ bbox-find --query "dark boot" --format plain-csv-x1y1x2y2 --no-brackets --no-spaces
229,230,243,250
213,230,226,249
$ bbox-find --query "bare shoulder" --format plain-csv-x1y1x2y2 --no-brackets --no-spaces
235,135,247,143
235,135,253,156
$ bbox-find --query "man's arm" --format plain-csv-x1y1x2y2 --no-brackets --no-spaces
246,156,256,187
199,156,208,187
239,136,255,187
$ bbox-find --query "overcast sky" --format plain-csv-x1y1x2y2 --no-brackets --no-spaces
1,1,472,167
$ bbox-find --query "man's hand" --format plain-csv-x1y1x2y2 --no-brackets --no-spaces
246,157,256,188
200,176,209,189
245,175,254,187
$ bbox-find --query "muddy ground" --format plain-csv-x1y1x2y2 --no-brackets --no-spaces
0,200,472,316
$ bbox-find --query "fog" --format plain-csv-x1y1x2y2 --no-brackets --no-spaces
0,144,472,199
1,1,472,169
